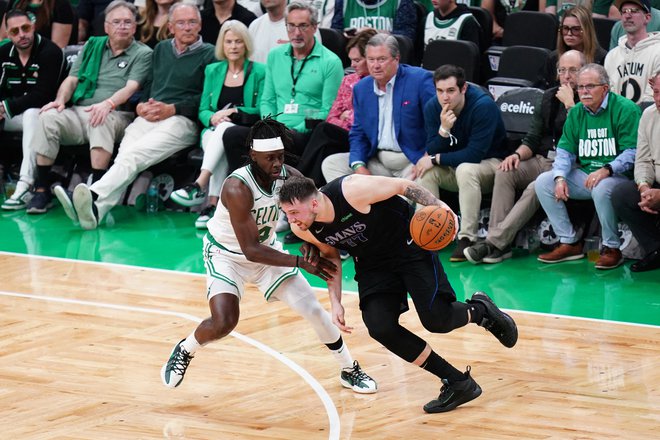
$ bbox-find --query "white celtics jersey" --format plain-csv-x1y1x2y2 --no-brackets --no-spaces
207,165,288,254
424,11,474,46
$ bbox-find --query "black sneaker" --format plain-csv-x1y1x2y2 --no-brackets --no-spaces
26,190,53,214
161,339,194,388
423,366,482,413
450,237,474,262
464,241,493,264
468,291,518,348
483,246,513,264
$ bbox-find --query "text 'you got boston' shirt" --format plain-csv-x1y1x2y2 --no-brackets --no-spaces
309,176,427,271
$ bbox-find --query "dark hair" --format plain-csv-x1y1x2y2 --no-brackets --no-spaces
346,28,377,57
279,175,318,205
433,64,466,88
4,9,30,26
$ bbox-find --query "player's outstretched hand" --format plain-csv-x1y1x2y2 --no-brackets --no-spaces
299,256,337,281
299,242,321,266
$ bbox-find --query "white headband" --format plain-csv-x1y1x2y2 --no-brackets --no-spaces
252,137,284,152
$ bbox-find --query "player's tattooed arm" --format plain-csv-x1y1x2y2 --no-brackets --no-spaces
403,183,443,207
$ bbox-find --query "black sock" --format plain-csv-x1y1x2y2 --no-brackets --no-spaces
91,168,106,183
468,302,486,325
421,350,465,382
325,336,343,351
35,165,52,191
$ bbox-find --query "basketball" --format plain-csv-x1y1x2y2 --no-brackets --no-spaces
409,205,456,251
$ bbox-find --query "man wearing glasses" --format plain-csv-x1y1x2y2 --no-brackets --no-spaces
604,0,660,104
0,10,65,211
535,64,640,270
55,1,216,230
26,0,152,214
464,50,586,265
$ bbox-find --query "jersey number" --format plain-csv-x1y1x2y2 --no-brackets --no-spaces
258,226,272,243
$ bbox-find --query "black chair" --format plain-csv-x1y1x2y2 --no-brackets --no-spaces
495,87,544,147
486,46,550,99
422,39,481,83
393,34,416,65
414,1,429,66
319,28,350,68
468,6,493,53
486,11,557,75
593,17,617,50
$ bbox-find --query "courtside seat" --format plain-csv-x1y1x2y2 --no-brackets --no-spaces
422,39,481,83
487,46,550,99
319,28,350,69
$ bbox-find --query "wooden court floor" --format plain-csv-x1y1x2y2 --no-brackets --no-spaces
1,253,658,440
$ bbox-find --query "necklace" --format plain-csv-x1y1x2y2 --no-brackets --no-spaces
229,70,242,79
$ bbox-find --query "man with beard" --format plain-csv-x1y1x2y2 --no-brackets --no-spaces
160,118,377,395
0,9,65,211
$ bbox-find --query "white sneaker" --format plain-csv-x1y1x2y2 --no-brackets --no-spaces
1,181,32,210
275,211,290,232
161,339,194,388
340,361,378,394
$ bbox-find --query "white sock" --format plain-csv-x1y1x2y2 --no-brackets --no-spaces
330,341,354,370
180,332,201,355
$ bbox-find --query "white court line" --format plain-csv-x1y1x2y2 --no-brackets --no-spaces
2,250,658,329
0,289,341,440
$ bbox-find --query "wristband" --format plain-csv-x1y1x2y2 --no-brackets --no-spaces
602,163,613,176
106,98,116,110
513,152,521,160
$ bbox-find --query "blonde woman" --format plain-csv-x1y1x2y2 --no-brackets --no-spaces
170,20,265,229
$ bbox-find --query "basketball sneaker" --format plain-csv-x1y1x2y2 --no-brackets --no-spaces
468,291,518,348
423,366,482,413
340,360,377,394
161,339,194,388
1,180,32,210
171,183,206,207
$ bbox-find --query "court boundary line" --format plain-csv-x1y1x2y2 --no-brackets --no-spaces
2,250,658,329
0,289,340,440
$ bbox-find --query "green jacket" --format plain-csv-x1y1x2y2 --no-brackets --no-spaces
198,59,265,131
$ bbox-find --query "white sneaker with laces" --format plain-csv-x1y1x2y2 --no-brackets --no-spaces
1,181,32,210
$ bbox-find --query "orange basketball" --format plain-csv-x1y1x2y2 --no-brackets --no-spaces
409,205,456,251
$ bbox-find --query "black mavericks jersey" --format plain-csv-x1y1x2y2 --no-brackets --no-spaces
310,177,428,271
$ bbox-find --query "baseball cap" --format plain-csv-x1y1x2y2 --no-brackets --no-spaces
615,0,651,12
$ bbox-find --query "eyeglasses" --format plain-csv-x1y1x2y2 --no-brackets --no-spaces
106,19,135,28
559,25,583,35
577,83,606,91
7,23,33,36
557,67,580,75
172,19,200,28
286,23,312,32
621,7,643,14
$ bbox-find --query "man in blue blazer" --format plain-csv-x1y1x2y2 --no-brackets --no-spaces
321,33,435,182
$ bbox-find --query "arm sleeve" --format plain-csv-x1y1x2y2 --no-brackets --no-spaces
326,75,352,129
634,112,655,184
520,97,545,152
393,0,417,41
198,65,216,128
318,56,344,120
259,54,277,118
552,147,575,179
348,88,371,165
610,148,636,175
52,0,74,25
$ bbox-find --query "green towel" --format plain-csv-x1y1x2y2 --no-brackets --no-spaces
72,36,108,104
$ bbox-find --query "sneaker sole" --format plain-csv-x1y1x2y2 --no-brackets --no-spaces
483,251,513,264
471,292,518,348
73,184,98,230
1,202,28,210
26,202,54,214
54,185,78,223
170,192,205,207
595,259,624,270
423,383,483,413
537,254,585,263
339,377,378,394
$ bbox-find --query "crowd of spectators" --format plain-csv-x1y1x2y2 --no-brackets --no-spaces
0,0,658,271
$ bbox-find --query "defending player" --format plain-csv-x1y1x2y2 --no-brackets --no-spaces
279,174,518,413
161,119,377,393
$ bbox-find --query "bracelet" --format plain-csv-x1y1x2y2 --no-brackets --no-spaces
513,152,521,160
438,126,450,136
351,162,365,171
106,98,116,110
295,255,299,267
554,176,565,183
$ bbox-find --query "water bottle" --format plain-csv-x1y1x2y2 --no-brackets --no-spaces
146,182,159,214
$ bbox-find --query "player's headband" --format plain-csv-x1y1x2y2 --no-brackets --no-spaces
252,137,284,152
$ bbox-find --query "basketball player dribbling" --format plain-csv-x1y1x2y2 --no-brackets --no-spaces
279,174,518,413
161,119,376,394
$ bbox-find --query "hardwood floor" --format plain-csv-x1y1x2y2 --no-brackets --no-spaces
1,253,658,439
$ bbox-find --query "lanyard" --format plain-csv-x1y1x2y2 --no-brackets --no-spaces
290,53,311,99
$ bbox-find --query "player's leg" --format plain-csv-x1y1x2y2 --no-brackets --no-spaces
360,290,481,412
271,274,377,393
161,238,245,388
